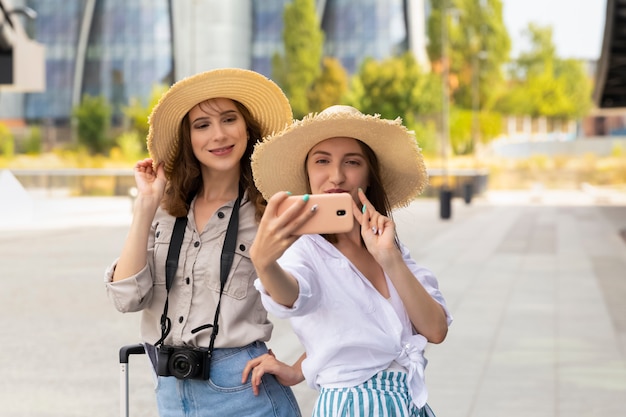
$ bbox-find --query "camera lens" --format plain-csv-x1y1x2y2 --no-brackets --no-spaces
169,350,199,379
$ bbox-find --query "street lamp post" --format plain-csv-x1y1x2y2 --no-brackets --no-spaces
465,49,487,205
439,0,452,220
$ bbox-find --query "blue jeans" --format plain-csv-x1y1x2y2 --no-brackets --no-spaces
155,341,301,417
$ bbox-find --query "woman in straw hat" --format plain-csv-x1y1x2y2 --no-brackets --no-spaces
243,105,452,416
104,69,301,416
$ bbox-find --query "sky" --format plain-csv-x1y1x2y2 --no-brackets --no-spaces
501,0,607,60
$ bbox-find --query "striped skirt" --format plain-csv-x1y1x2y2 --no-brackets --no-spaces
312,370,435,417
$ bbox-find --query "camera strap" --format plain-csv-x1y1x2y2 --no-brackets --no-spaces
155,186,243,349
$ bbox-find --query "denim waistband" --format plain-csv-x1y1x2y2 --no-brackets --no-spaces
210,340,266,361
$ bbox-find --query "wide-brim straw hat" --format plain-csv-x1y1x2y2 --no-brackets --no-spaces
147,68,292,175
252,105,428,209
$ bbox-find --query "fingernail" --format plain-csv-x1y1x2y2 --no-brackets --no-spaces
372,226,377,234
303,194,310,202
311,204,318,212
285,191,292,195
361,204,366,214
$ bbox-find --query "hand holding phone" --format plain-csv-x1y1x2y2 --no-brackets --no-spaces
277,193,354,235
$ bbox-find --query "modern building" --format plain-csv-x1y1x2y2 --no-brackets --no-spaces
0,0,430,136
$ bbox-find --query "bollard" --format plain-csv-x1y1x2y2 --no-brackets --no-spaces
463,182,473,205
439,187,452,220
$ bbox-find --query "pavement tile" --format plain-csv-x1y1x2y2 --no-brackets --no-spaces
1,190,625,416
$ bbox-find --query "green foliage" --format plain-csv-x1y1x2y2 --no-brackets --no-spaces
307,57,349,112
72,94,112,154
0,123,14,159
24,126,43,155
274,0,324,118
412,121,440,157
428,0,511,111
498,23,593,120
114,130,146,162
348,53,442,129
444,105,504,155
555,58,593,119
611,143,624,158
479,111,503,143
449,108,472,154
123,84,168,139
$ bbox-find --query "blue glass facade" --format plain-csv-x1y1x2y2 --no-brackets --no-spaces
251,0,287,77
322,0,407,73
24,0,172,124
251,0,410,76
16,0,416,124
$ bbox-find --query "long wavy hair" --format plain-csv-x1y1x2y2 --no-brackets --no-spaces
161,99,266,220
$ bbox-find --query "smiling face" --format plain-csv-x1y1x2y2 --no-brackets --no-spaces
305,137,370,204
188,97,248,176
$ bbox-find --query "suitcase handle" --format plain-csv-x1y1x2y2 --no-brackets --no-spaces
119,343,145,364
119,344,145,417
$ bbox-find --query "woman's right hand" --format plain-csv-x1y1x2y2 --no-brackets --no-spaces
133,158,166,206
250,192,315,306
250,191,315,270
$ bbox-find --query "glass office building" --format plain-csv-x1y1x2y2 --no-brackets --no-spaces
23,0,172,124
7,0,426,126
251,0,421,76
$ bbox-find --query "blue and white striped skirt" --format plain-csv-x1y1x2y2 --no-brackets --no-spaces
312,370,435,417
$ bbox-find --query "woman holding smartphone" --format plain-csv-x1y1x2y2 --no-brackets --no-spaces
243,105,453,416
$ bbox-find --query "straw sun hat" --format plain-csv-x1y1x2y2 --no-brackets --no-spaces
147,68,293,176
252,105,428,209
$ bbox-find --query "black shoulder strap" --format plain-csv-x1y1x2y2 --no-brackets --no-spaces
166,216,188,291
155,215,188,347
156,186,244,348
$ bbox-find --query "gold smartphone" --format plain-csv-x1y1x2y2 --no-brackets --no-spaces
277,193,354,235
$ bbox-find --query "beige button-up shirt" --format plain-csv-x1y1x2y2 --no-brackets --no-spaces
105,194,272,348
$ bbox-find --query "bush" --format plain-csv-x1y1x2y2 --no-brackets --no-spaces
24,126,43,155
113,130,145,162
72,94,112,154
0,123,15,159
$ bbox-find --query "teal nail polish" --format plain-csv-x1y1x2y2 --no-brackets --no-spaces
361,204,366,214
285,191,292,195
303,194,310,202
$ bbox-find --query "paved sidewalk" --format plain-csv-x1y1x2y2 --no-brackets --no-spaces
0,190,625,416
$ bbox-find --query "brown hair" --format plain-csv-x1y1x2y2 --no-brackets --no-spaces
161,99,266,220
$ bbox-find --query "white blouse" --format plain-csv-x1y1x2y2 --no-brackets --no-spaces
255,234,452,408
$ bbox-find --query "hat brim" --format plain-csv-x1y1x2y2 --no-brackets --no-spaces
252,108,428,209
147,68,292,175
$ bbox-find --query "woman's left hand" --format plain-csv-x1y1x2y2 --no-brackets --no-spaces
353,188,397,262
241,350,304,395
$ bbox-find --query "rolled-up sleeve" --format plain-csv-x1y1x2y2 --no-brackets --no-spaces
254,274,315,319
401,243,453,326
104,260,154,313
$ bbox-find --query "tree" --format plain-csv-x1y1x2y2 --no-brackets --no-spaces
427,0,511,110
307,57,349,113
427,0,510,155
72,94,112,154
0,123,14,159
273,0,324,118
123,84,169,140
347,53,442,129
497,24,592,120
